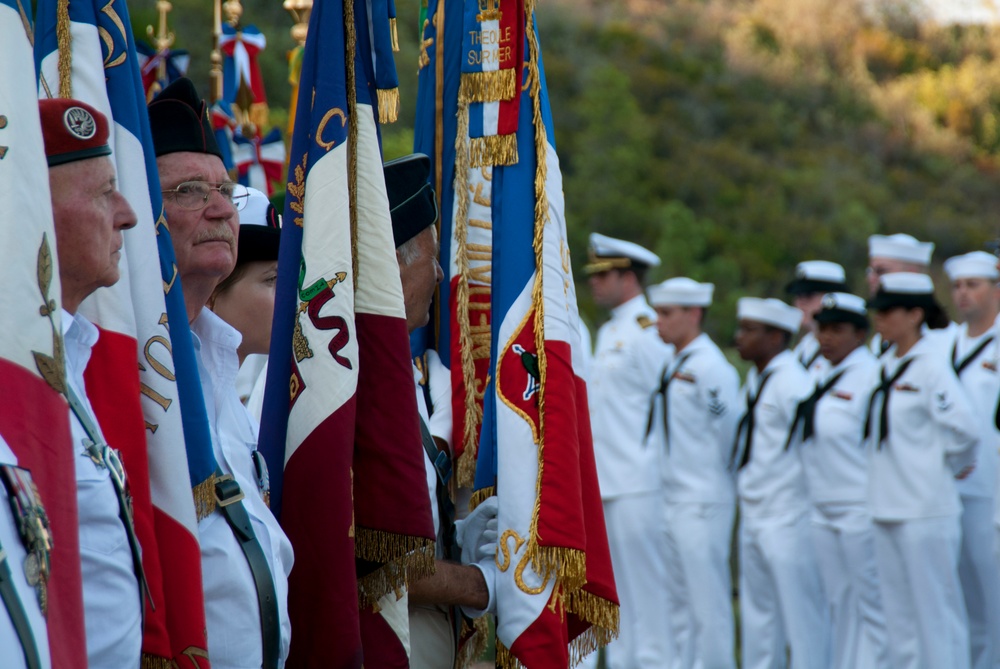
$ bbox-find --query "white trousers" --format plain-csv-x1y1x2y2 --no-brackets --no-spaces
874,515,969,669
959,496,1000,669
810,503,888,669
408,605,454,669
603,492,672,669
663,501,736,669
739,507,830,669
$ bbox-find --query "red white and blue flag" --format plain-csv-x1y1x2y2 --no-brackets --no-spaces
416,2,619,665
233,126,285,196
257,0,435,665
35,0,215,665
220,23,267,107
0,5,86,666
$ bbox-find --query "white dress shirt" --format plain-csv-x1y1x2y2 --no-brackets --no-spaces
950,324,1000,500
590,294,673,499
801,346,880,505
0,437,51,669
736,349,812,518
62,310,141,669
868,335,979,521
648,333,740,504
191,309,294,669
413,349,453,554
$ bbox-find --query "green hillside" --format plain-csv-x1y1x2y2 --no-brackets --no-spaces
143,0,1000,338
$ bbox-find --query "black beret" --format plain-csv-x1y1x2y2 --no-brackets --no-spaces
237,188,281,265
384,153,438,248
148,78,223,159
785,278,848,296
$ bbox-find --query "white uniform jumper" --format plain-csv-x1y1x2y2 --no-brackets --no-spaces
793,331,828,380
63,310,141,669
735,350,830,669
798,346,888,669
951,324,1000,669
647,333,740,669
868,334,979,669
0,437,52,669
590,294,673,669
191,309,294,669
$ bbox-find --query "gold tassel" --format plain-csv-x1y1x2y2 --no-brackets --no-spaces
377,88,400,124
344,0,360,289
249,102,270,132
192,474,217,521
140,654,175,669
355,535,436,609
453,100,484,489
526,545,587,593
495,641,527,669
455,616,491,669
468,486,496,512
355,526,436,564
468,134,518,168
565,589,620,636
56,0,72,98
459,69,518,103
390,17,399,52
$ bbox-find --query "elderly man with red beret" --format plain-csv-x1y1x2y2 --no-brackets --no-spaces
37,97,143,669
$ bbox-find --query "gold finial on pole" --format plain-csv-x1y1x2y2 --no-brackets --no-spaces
223,0,243,27
210,0,223,102
284,0,312,46
145,0,175,86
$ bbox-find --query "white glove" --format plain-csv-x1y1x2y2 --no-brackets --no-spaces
455,496,498,566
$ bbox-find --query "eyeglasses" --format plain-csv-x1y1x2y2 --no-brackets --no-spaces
162,181,249,212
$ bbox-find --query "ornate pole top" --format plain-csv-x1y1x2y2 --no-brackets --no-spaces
284,0,312,46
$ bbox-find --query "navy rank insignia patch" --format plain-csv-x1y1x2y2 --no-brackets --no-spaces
636,315,656,329
1,465,52,615
707,388,727,416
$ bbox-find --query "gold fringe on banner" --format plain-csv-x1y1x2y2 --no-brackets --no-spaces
192,474,217,521
468,486,496,512
344,0,360,288
529,546,587,593
377,88,400,124
565,588,620,639
140,654,174,669
56,0,72,97
468,134,518,168
453,100,484,489
496,641,526,669
459,69,517,104
455,616,491,669
355,529,436,609
390,17,399,52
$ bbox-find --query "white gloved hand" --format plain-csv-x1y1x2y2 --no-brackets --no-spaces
455,496,499,566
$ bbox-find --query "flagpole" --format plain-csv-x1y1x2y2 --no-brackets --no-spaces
210,0,222,102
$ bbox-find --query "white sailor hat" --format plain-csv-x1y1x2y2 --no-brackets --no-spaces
583,232,661,275
868,233,934,265
785,260,848,295
815,292,869,328
867,272,936,310
648,277,714,307
737,297,803,334
944,251,999,281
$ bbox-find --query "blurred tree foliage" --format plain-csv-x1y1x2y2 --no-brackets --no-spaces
142,0,1000,339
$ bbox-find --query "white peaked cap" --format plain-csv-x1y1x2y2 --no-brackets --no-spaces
737,297,803,334
820,292,867,316
648,277,714,307
868,233,934,265
584,232,661,274
879,272,934,295
944,251,999,281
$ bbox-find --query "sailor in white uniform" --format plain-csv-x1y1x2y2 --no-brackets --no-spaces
866,234,937,355
944,252,1000,669
786,261,848,379
586,233,673,669
867,272,979,669
733,298,830,669
646,278,740,669
794,293,888,669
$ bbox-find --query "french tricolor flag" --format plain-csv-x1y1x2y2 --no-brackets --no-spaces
258,0,435,665
0,5,86,666
35,0,215,665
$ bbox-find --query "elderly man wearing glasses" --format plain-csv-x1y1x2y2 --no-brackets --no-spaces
149,78,292,669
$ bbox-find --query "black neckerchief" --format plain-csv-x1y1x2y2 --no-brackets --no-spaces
952,334,995,376
864,357,916,448
644,351,693,451
731,370,774,471
785,369,847,449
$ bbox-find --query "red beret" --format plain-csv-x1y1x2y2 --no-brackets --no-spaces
38,98,112,167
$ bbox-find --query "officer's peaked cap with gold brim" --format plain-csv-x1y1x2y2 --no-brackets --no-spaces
584,232,661,275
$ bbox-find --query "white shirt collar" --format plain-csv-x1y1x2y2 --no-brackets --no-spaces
190,308,243,388
610,293,649,321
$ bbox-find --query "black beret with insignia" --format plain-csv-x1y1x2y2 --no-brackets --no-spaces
384,153,438,249
148,78,222,159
